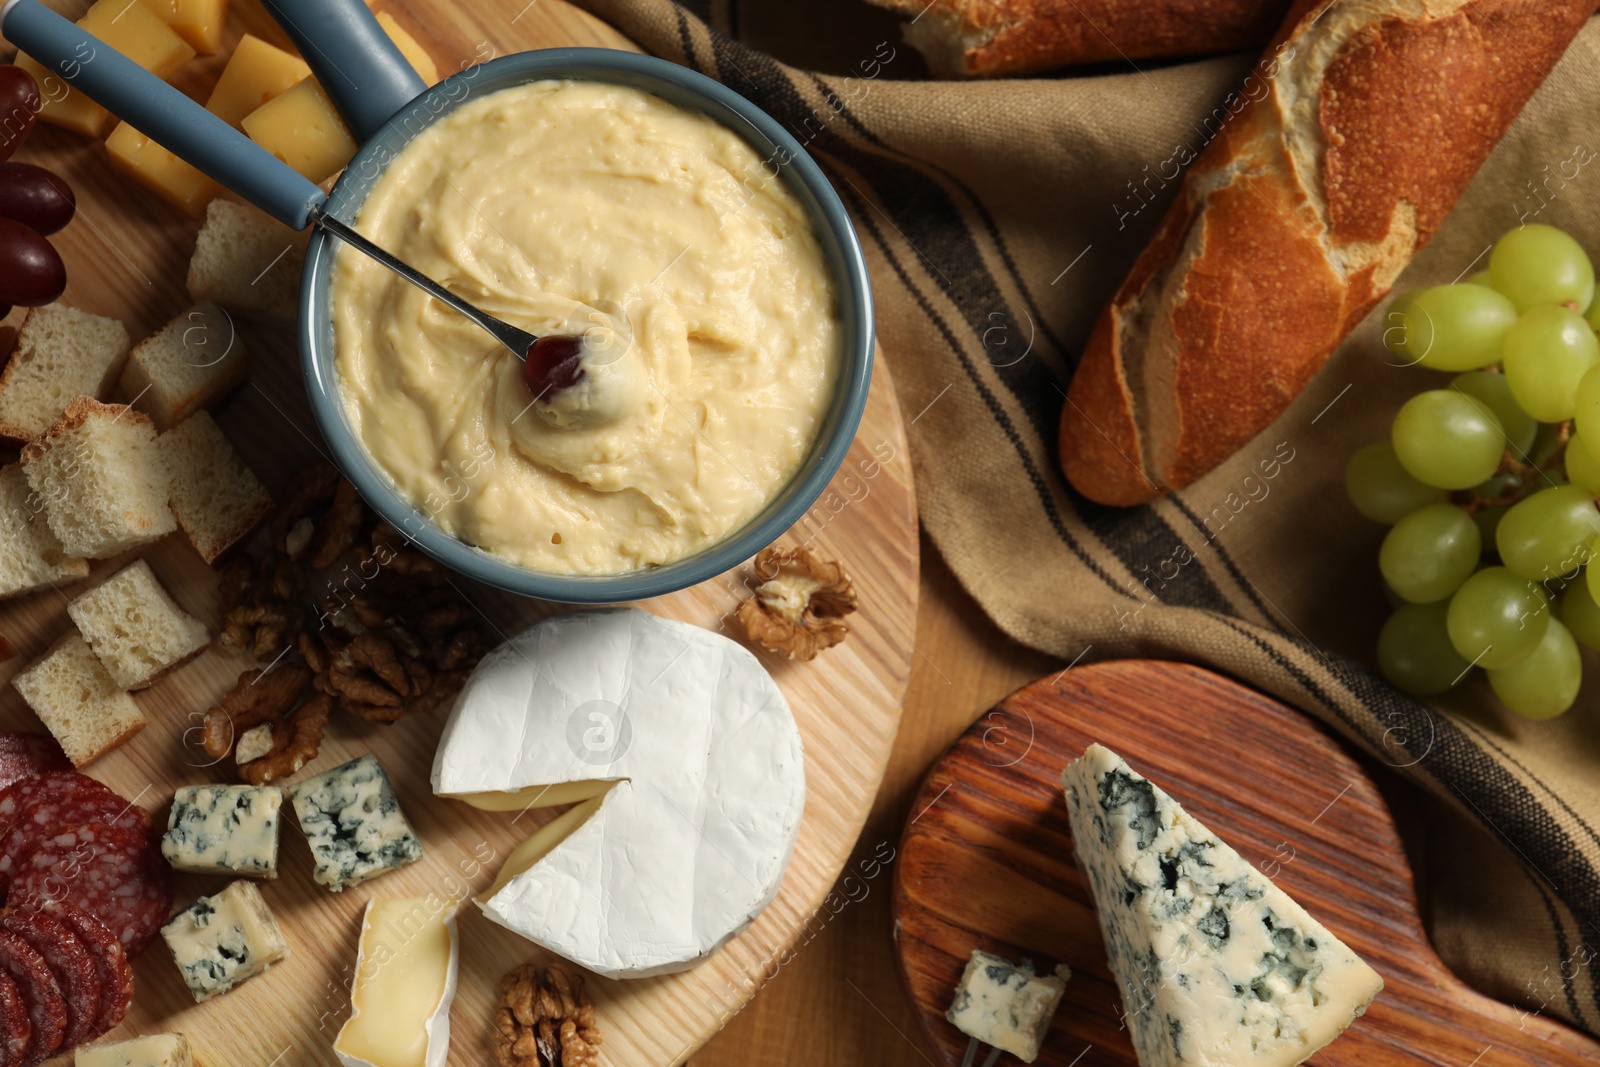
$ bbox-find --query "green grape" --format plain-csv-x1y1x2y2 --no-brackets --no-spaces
1502,305,1600,422
1447,566,1549,668
1344,442,1447,523
1466,268,1495,290
1573,364,1600,465
1487,617,1582,719
1469,470,1525,499
1567,430,1600,495
1391,390,1506,489
1495,485,1600,582
1389,285,1518,372
1560,572,1600,650
1473,503,1509,546
1488,223,1596,312
1450,371,1538,456
1379,504,1481,603
1377,601,1473,695
1380,290,1419,364
1530,420,1567,467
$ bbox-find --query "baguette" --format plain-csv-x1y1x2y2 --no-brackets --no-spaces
1059,0,1594,507
865,0,1284,77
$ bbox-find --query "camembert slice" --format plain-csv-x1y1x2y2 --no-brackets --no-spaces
433,608,806,978
1062,744,1383,1067
334,897,459,1067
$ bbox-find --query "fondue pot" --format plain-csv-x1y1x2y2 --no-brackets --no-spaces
0,0,874,602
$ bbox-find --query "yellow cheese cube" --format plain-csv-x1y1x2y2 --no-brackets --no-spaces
205,33,312,127
80,0,196,81
375,11,438,85
17,0,195,136
139,0,229,55
241,77,356,183
105,121,220,215
14,53,108,137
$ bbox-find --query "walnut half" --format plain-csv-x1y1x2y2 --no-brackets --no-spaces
495,962,601,1067
736,546,857,661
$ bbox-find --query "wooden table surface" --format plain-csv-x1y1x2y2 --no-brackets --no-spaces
692,539,1056,1066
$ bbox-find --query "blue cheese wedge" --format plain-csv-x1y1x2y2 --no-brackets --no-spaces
946,951,1070,1063
161,784,282,878
160,880,290,1002
334,897,459,1067
290,754,423,891
76,1033,194,1067
1062,744,1384,1067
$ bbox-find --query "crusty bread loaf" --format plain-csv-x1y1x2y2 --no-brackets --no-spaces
68,559,209,690
10,632,148,767
0,304,131,444
20,396,176,559
867,0,1284,76
0,463,87,600
1059,0,1594,507
187,199,308,321
117,302,249,431
159,411,274,563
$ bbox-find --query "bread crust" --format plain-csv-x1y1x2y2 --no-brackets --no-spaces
867,0,1284,76
1059,0,1594,506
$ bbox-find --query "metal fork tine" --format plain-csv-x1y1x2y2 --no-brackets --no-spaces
980,1046,1003,1067
960,1036,981,1067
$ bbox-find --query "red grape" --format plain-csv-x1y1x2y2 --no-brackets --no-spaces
0,163,73,234
0,67,40,162
0,218,64,306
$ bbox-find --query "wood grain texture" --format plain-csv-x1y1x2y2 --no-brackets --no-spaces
0,1,919,1063
892,661,1600,1066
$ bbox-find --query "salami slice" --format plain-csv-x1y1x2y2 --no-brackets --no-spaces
32,901,130,1039
1,909,98,1049
0,738,68,795
8,823,171,959
0,971,28,1067
0,930,63,1067
0,774,148,885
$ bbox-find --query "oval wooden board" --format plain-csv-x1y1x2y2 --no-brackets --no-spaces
891,661,1600,1066
0,1,919,1064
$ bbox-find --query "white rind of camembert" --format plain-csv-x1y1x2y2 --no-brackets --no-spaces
334,897,460,1067
432,608,806,979
1062,744,1383,1067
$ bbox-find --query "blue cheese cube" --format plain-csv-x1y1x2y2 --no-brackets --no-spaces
160,784,282,878
289,754,422,891
76,1032,194,1067
161,880,289,1002
946,951,1069,1063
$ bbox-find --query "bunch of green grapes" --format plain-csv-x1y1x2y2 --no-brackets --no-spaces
1348,223,1600,720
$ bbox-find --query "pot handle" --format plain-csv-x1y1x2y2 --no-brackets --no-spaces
0,0,326,229
258,0,426,143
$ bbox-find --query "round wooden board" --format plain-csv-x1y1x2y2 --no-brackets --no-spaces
0,2,919,1064
891,661,1600,1067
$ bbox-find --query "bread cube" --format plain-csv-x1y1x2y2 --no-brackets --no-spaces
105,122,221,216
0,305,131,444
117,303,247,431
20,397,176,560
10,633,148,766
158,412,273,563
187,200,309,322
68,559,208,689
241,77,356,184
0,464,87,600
205,34,311,127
